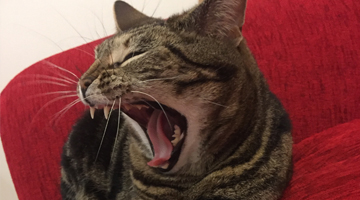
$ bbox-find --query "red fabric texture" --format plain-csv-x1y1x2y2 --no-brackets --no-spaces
282,119,360,200
1,0,360,199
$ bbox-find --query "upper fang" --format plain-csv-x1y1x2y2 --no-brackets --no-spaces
90,107,95,119
104,106,110,119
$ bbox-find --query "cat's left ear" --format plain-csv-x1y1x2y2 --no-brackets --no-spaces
113,1,154,32
193,0,247,46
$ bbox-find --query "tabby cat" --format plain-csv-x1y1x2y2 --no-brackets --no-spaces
60,0,292,199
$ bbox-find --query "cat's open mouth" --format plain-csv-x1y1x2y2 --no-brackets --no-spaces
120,102,187,171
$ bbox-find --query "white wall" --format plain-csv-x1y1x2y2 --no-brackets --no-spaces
0,0,196,199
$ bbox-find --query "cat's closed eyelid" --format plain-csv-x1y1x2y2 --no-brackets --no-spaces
113,62,122,68
112,51,145,68
123,51,146,62
114,51,147,68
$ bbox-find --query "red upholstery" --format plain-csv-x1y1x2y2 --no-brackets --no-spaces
1,0,360,199
282,119,360,199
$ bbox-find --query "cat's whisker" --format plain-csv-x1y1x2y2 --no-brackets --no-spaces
56,74,78,85
17,24,65,53
74,48,95,57
131,90,173,131
37,94,78,113
200,98,229,108
58,36,94,43
54,9,95,51
17,25,90,76
110,98,122,164
29,94,78,128
9,76,76,91
20,74,77,85
29,91,77,99
44,75,77,85
141,0,147,12
89,10,108,37
25,80,72,87
87,12,102,39
42,60,80,80
44,68,80,84
95,100,116,162
151,0,162,17
93,22,102,39
80,8,103,39
50,99,82,125
46,94,95,124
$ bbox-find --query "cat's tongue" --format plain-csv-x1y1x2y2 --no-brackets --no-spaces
146,110,173,168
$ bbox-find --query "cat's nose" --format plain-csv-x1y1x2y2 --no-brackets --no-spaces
79,78,94,97
80,78,92,89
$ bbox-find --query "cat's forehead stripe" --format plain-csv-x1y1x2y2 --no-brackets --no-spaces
113,34,132,48
104,34,132,64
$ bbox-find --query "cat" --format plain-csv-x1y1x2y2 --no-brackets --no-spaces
61,0,293,199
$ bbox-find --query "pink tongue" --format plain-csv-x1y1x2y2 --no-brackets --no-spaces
146,110,173,167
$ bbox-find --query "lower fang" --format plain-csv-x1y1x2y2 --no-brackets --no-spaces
159,162,169,169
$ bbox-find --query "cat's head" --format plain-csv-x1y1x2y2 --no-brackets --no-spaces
78,0,258,174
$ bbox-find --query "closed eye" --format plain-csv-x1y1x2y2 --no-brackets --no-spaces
113,51,145,68
113,62,122,68
123,51,145,62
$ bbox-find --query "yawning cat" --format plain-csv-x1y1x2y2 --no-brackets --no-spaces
61,0,292,199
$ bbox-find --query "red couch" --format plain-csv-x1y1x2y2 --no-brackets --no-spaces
1,0,360,199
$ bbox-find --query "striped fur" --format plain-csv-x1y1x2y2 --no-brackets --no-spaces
61,0,292,199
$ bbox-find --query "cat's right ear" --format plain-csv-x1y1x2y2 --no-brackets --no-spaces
191,0,247,46
113,1,153,32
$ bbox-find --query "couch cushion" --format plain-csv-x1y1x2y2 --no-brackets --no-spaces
282,119,360,199
244,0,360,142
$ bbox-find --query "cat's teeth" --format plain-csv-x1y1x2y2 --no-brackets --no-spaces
122,104,131,111
171,125,181,146
134,104,148,110
180,132,184,140
104,106,110,119
159,162,169,169
90,107,95,119
133,105,142,110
